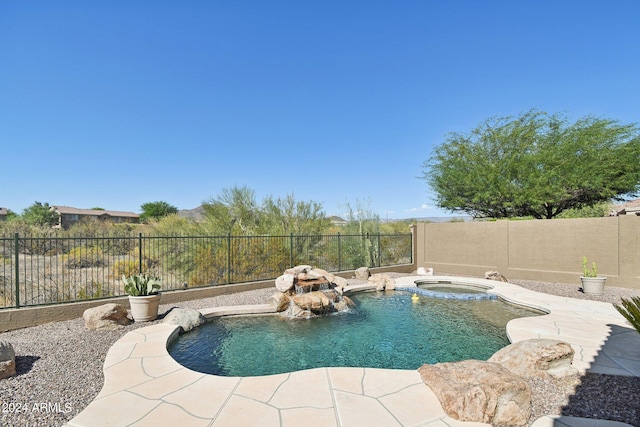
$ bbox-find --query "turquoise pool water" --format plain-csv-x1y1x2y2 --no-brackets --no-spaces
168,290,541,377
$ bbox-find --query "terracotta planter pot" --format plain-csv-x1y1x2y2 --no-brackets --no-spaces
128,294,160,322
580,276,606,296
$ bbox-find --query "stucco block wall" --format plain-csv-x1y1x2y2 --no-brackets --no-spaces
415,216,640,290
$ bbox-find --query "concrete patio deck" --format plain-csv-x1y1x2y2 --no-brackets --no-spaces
66,276,640,427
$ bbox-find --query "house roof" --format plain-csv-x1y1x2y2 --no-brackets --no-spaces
611,198,640,215
53,206,139,218
0,208,7,216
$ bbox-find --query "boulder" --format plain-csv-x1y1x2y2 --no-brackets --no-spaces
271,292,291,312
292,291,332,313
332,295,355,312
163,308,206,332
332,276,348,294
284,265,312,275
369,273,396,291
485,270,508,282
298,268,333,282
418,359,531,426
0,340,16,379
275,273,295,292
295,277,330,293
83,303,132,330
354,267,370,280
488,339,577,378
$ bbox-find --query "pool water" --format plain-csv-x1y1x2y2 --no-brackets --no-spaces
168,291,541,377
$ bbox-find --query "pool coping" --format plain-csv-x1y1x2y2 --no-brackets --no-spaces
66,276,640,427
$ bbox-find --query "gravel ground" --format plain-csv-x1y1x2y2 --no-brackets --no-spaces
0,276,639,427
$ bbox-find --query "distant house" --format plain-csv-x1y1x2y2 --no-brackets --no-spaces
52,206,140,229
0,208,7,221
610,199,640,216
329,216,348,227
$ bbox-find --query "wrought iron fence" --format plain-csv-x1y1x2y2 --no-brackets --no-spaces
0,232,412,308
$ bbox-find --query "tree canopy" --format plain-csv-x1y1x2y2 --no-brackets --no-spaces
422,110,640,219
139,201,178,223
201,185,331,235
22,201,59,227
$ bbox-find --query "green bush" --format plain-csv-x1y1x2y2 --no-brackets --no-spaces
111,259,143,278
63,246,105,268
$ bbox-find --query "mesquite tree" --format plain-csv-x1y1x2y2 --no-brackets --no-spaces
422,110,640,219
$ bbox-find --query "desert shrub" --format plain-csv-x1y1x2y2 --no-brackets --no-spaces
189,244,218,286
111,259,143,278
76,281,112,300
63,246,105,268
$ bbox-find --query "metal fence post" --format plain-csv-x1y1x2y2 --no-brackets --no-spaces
14,233,19,308
138,233,143,275
227,233,231,284
289,233,294,268
338,232,341,272
377,232,381,267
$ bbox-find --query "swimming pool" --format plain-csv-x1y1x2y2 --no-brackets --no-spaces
168,287,542,377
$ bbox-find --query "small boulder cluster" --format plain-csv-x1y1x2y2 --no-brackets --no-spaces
273,265,354,318
0,340,16,380
418,338,576,426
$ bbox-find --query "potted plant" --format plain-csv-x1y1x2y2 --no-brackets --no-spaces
123,274,161,321
580,257,606,295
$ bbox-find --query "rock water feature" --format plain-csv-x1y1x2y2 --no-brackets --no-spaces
272,265,355,318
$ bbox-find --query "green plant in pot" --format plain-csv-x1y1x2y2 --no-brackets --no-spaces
123,274,161,321
580,257,606,295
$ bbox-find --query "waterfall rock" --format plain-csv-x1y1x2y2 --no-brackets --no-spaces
0,340,16,379
83,303,132,330
333,276,348,294
271,292,291,312
292,291,332,313
284,265,313,275
275,273,295,292
295,277,331,293
277,265,354,318
418,359,531,426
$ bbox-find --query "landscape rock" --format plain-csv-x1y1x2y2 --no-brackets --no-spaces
295,277,331,293
418,359,531,426
488,339,577,378
83,303,132,330
354,267,370,280
275,273,295,292
277,265,354,317
163,308,206,332
0,340,16,379
284,265,312,275
292,291,333,313
369,273,396,291
485,270,508,282
298,267,332,282
271,292,291,312
332,276,348,294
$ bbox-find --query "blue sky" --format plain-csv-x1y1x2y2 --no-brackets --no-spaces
1,1,638,219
